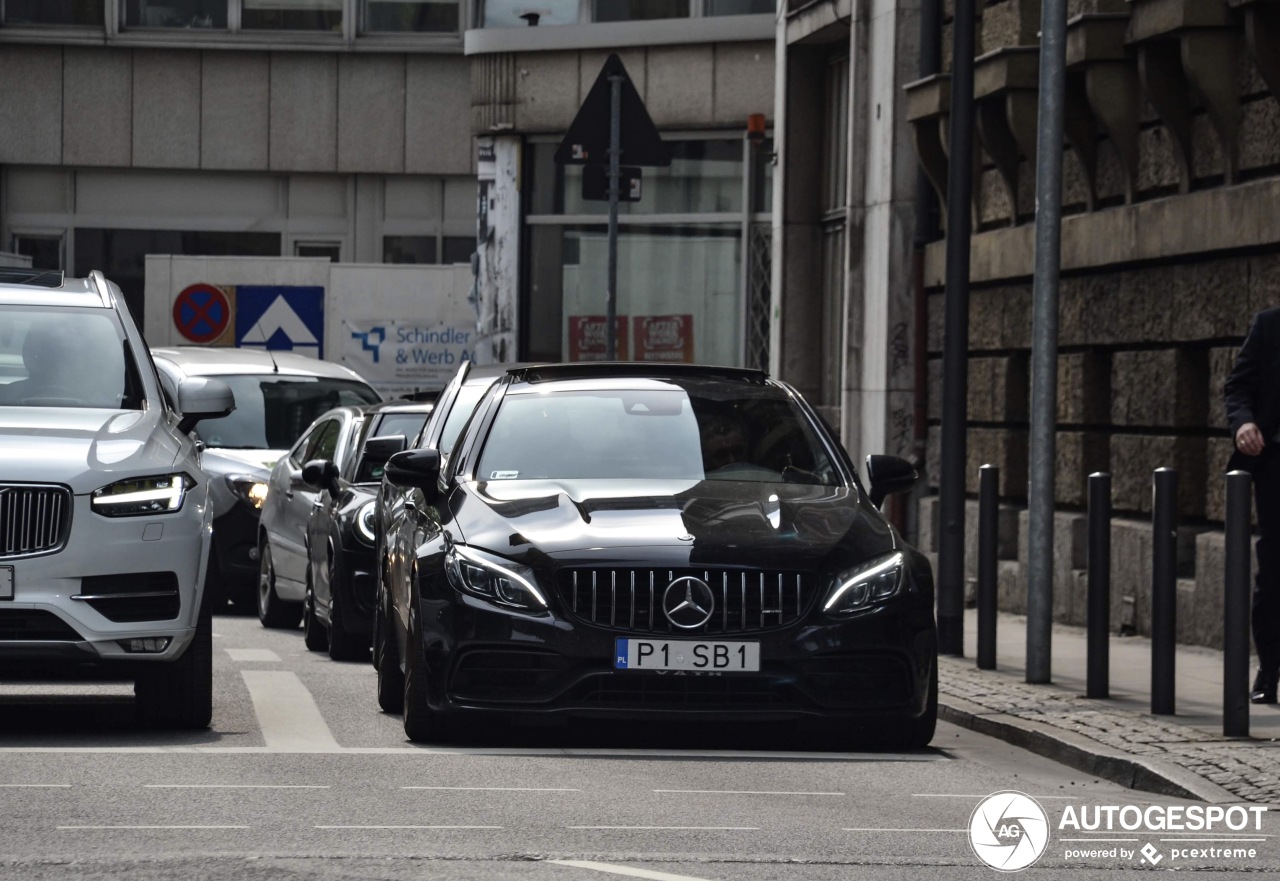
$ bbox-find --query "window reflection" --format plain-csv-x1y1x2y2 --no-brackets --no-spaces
4,0,104,25
365,0,459,33
482,0,578,27
592,0,689,22
126,0,227,28
241,0,342,31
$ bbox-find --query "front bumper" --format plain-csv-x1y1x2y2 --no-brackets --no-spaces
0,491,209,672
416,587,937,725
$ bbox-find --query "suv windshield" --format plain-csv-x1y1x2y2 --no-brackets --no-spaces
477,385,841,485
195,375,379,449
0,305,143,410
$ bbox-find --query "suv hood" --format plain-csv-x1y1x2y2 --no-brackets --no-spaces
454,478,895,569
0,407,182,494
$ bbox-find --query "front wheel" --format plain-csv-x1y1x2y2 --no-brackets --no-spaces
135,602,213,729
402,605,464,743
326,564,367,662
302,568,328,651
374,587,404,714
257,541,302,629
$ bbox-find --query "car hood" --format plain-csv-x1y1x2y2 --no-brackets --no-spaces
0,407,183,494
453,478,896,569
200,447,281,479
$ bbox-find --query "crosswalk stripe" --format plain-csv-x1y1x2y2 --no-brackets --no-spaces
240,670,340,752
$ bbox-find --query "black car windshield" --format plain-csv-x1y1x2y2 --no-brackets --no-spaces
476,386,842,485
195,375,379,449
0,306,144,410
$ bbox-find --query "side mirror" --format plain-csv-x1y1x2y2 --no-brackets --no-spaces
866,454,918,508
362,434,407,466
302,459,340,496
384,449,442,500
176,376,235,434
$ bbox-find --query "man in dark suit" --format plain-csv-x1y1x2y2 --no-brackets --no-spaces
1224,307,1280,703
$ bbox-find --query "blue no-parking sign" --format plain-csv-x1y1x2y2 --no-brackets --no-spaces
234,286,325,357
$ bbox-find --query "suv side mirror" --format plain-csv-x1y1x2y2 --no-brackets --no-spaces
866,454,918,508
176,376,235,434
384,449,441,500
302,459,340,496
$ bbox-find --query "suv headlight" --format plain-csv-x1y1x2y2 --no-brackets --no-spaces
92,473,194,517
354,500,376,545
226,475,269,510
444,545,547,612
823,551,905,615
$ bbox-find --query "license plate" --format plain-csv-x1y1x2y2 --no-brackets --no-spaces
615,638,760,672
0,566,12,600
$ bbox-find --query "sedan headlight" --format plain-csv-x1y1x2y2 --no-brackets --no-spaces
823,551,905,615
226,475,269,510
444,545,547,612
92,473,194,517
354,500,377,545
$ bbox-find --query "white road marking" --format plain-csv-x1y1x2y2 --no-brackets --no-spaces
0,784,71,788
549,859,725,881
1159,838,1267,842
0,746,945,758
240,670,340,752
1059,838,1139,842
568,826,759,831
912,793,1077,799
144,784,329,790
401,786,580,792
225,648,280,662
653,789,843,796
843,827,967,832
58,825,249,830
315,825,503,830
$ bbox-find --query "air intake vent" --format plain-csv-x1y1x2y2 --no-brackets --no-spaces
0,609,82,641
76,572,181,622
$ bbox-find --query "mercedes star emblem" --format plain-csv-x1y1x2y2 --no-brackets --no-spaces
662,576,715,630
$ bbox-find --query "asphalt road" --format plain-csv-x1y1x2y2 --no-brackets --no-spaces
0,613,1275,879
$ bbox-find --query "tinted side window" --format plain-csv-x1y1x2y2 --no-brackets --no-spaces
305,420,341,463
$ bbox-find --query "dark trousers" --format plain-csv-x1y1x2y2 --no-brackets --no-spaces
1253,449,1280,674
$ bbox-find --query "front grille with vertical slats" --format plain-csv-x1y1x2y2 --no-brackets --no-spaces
555,568,818,635
0,484,71,559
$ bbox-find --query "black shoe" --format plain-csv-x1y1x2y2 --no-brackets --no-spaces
1251,669,1277,704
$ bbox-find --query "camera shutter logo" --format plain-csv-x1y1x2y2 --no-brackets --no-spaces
968,791,1050,872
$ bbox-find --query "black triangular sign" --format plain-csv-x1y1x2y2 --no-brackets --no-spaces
554,54,671,168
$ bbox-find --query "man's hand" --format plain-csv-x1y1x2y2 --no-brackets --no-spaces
1237,422,1266,456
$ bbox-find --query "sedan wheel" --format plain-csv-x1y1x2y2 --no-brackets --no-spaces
257,541,302,629
402,605,460,743
302,568,328,652
326,563,367,662
374,586,403,713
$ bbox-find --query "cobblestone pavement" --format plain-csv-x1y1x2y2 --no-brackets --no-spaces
939,656,1280,805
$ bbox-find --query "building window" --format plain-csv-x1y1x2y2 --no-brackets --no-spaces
125,0,227,27
295,241,342,260
593,0,689,22
482,0,578,27
11,234,65,271
707,0,772,13
384,235,437,264
241,0,342,31
441,236,473,264
364,0,458,32
3,0,105,26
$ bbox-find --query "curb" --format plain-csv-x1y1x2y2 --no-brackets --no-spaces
938,693,1241,804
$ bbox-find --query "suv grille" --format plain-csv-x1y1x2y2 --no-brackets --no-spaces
556,568,817,635
76,572,181,622
0,484,72,559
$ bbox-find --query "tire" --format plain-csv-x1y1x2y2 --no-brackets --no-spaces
302,568,328,652
374,586,404,714
878,661,938,750
402,604,460,743
257,541,302,629
326,563,367,662
135,601,213,729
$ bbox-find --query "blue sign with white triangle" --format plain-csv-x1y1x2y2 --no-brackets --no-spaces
234,286,324,357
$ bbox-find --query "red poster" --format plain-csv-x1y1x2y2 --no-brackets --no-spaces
633,314,694,363
568,315,628,361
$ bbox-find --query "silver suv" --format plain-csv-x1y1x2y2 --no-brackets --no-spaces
0,269,234,728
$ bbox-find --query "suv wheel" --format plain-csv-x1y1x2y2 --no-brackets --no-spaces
135,601,213,729
257,541,302,629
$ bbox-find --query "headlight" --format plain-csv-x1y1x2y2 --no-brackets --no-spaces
823,551,905,615
444,545,547,612
226,475,269,510
92,473,194,517
354,500,377,545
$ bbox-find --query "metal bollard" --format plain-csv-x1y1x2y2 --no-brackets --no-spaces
977,464,999,670
1224,470,1253,737
1151,467,1178,715
1087,472,1111,699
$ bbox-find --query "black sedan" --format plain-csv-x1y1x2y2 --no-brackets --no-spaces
299,401,433,660
380,363,937,748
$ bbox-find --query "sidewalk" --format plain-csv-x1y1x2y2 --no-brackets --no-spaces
938,609,1280,804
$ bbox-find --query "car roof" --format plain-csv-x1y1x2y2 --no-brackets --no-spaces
503,362,771,391
363,400,436,415
151,345,370,382
0,270,111,309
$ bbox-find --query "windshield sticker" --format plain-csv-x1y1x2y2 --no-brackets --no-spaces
490,470,519,480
